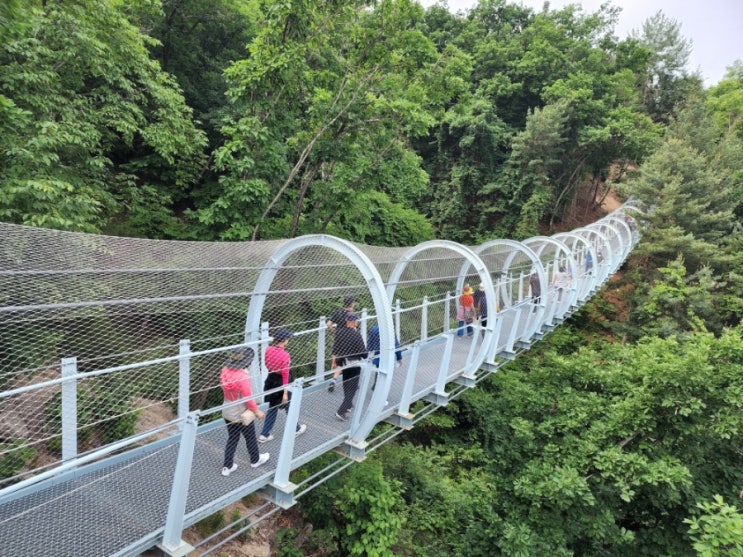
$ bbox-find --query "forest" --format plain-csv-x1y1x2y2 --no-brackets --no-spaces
1,0,742,555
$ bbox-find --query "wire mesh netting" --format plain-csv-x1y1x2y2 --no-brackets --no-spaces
0,203,642,556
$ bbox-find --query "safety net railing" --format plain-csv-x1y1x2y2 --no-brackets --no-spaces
0,201,642,556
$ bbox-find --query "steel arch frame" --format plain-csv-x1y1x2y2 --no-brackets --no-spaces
387,240,495,373
552,231,597,301
243,234,395,445
472,239,546,348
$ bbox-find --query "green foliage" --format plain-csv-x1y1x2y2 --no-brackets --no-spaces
0,440,37,481
630,258,730,338
194,510,226,537
332,460,404,556
686,495,743,557
631,11,700,123
45,384,140,454
276,527,305,557
291,453,407,556
388,325,743,556
0,0,206,236
229,508,252,542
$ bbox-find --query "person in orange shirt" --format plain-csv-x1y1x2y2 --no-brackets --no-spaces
457,284,475,337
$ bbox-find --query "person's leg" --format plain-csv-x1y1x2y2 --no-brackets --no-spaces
457,320,464,336
223,421,241,468
242,422,260,464
261,405,278,437
338,367,360,416
280,403,304,433
338,374,353,416
371,364,379,391
347,367,361,408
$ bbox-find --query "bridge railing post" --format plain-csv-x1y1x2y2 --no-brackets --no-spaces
316,316,327,384
361,307,369,340
61,357,78,462
434,334,454,399
258,321,270,397
159,411,199,556
177,340,190,429
351,361,375,431
395,298,401,340
465,328,479,370
518,271,524,302
444,291,451,333
398,341,420,416
272,380,304,490
421,296,429,341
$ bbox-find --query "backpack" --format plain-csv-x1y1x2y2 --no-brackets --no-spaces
463,306,474,323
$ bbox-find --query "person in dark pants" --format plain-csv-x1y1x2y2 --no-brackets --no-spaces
329,311,367,421
367,322,402,392
326,296,355,334
220,347,269,476
258,328,307,443
529,272,541,312
473,283,487,337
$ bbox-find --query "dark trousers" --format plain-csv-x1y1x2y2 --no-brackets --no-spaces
261,373,297,436
223,420,260,467
337,366,361,415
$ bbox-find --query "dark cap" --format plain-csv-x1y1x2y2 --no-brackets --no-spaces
274,327,294,342
226,346,254,368
345,311,359,322
343,296,355,307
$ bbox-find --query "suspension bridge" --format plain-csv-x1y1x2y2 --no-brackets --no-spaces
0,200,641,556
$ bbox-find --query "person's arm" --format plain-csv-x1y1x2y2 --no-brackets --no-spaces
239,376,264,419
280,352,291,402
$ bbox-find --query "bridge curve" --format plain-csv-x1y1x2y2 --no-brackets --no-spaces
0,201,641,556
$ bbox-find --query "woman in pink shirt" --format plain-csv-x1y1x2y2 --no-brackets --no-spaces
220,347,269,476
258,328,307,443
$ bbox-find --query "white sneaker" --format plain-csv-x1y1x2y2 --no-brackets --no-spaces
296,424,307,436
258,434,273,443
221,463,238,477
251,453,269,468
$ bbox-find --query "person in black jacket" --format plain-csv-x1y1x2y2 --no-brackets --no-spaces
329,311,367,421
326,296,355,334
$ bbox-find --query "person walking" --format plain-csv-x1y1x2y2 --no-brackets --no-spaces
529,271,541,312
552,266,571,302
220,347,269,476
329,311,367,421
584,251,593,275
367,322,402,393
473,283,488,337
458,284,475,337
326,296,355,334
258,328,307,443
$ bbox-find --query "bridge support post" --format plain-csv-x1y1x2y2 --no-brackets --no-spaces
395,341,420,423
177,340,190,428
61,357,78,462
427,335,453,405
316,316,327,384
158,411,199,557
421,296,429,341
263,482,298,509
